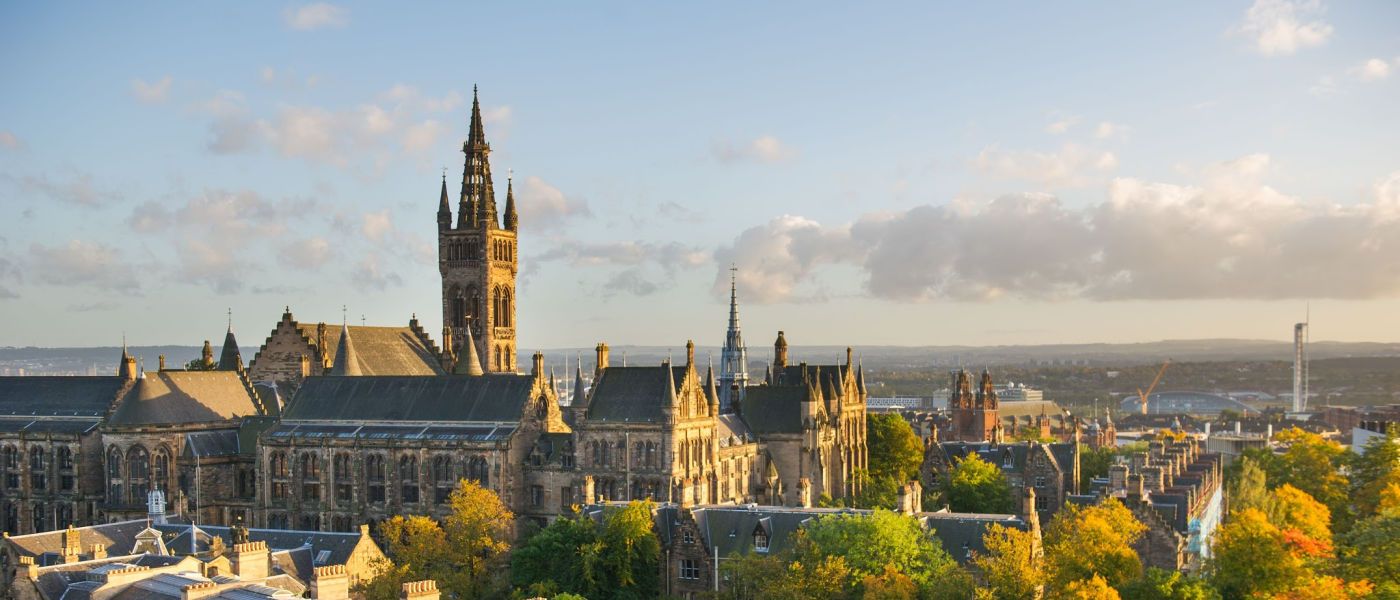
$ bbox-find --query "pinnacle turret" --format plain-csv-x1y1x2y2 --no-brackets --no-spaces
503,170,518,231
458,86,498,230
218,323,243,372
437,171,452,230
330,322,362,376
455,321,485,376
718,266,749,413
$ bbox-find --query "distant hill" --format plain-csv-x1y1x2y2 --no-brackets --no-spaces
3,338,1395,376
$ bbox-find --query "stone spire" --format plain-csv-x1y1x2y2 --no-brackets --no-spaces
455,320,485,376
502,169,518,231
458,86,497,230
118,336,137,380
572,355,587,405
719,266,748,413
437,170,452,231
330,322,362,376
706,355,720,411
218,316,243,371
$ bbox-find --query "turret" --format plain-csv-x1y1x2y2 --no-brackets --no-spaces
118,339,138,381
218,324,243,372
454,322,484,376
200,340,215,369
774,331,788,369
330,323,362,376
459,86,498,230
502,171,518,231
437,172,452,231
573,356,587,406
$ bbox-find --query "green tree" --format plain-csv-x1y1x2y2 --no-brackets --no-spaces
972,523,1043,600
511,512,601,595
1044,499,1146,593
510,501,660,600
598,500,661,599
1118,568,1220,600
1348,425,1400,519
1269,428,1350,530
795,509,972,599
944,454,1014,514
723,552,852,600
1227,456,1270,514
1080,444,1116,491
861,414,924,509
1208,508,1309,600
1336,512,1400,600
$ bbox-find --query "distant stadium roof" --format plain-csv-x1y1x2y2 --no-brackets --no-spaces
1119,391,1257,416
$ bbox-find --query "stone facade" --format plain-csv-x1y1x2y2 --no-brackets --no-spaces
921,437,1080,522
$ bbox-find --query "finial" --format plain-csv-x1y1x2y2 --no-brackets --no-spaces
227,307,232,331
361,314,366,327
341,305,347,326
442,166,447,181
508,168,513,183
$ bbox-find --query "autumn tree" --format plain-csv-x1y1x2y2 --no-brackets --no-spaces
1336,511,1400,600
1209,508,1310,600
1348,425,1400,520
944,453,1015,514
796,509,973,599
1056,575,1122,600
1043,498,1146,593
356,479,514,599
1267,428,1350,529
972,523,1044,600
1118,568,1220,600
1269,484,1333,545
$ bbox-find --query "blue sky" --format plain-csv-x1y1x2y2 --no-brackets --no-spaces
2,1,1399,349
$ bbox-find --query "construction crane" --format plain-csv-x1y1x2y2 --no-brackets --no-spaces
1137,359,1171,415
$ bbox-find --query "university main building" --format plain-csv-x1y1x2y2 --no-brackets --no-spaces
0,90,868,535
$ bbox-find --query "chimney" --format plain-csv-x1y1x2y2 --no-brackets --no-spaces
1234,421,1241,435
686,340,695,368
182,581,219,600
401,580,441,600
158,355,166,370
230,541,270,580
531,352,545,379
311,564,350,600
582,476,596,505
898,480,922,516
595,343,610,373
1021,486,1037,520
18,556,37,581
91,543,108,560
62,524,82,563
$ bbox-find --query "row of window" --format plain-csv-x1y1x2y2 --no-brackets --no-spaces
104,445,172,504
1,445,77,493
267,451,490,506
446,286,515,328
1,500,75,535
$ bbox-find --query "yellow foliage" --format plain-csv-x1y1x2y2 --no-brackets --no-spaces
1055,575,1121,600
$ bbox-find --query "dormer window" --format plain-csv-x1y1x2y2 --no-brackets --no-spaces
753,524,770,552
1003,453,1014,468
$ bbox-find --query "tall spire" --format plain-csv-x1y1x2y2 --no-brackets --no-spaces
573,354,587,406
437,168,452,230
503,169,518,231
718,265,749,413
458,85,497,230
218,314,243,372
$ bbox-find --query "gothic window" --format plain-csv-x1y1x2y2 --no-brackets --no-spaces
2,445,19,490
561,439,575,469
450,286,465,328
332,515,352,532
502,288,513,327
32,502,44,533
28,446,45,491
433,455,455,504
152,447,170,494
1002,453,1014,469
469,289,482,331
106,446,123,505
55,503,72,529
645,442,656,468
366,454,386,503
299,514,320,531
269,451,289,501
127,446,149,493
301,453,321,502
57,447,75,491
399,455,419,503
632,442,643,468
334,453,353,503
237,468,256,499
466,456,490,487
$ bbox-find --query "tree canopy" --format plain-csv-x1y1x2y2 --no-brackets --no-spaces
1043,498,1146,592
943,453,1015,514
861,414,925,509
510,501,660,600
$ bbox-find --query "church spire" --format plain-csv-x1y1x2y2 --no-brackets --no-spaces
437,169,452,230
718,265,749,413
502,169,518,231
458,85,497,230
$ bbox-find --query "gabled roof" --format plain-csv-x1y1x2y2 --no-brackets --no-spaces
296,324,442,376
738,386,811,435
920,512,1029,565
107,371,264,426
154,524,373,568
7,520,153,559
585,366,686,423
772,364,851,395
0,376,127,418
282,375,536,423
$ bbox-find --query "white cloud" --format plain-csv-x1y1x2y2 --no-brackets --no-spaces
1094,121,1127,139
259,66,319,90
278,237,332,270
130,76,172,104
712,135,795,164
716,156,1400,303
400,119,443,154
28,240,140,293
517,176,591,230
283,3,348,30
351,252,402,291
1045,116,1079,135
2,172,119,207
0,131,22,150
974,143,1120,188
535,239,708,296
1309,75,1341,97
1349,57,1393,81
361,210,393,243
1234,0,1333,56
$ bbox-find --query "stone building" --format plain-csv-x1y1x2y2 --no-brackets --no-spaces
921,437,1080,522
246,309,444,393
1095,437,1224,572
945,369,1003,443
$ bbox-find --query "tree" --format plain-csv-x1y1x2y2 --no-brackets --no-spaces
1056,575,1122,600
354,479,513,599
1080,444,1116,491
723,552,852,600
862,414,924,509
1208,508,1309,600
510,501,660,600
795,509,971,599
860,564,919,600
972,523,1043,600
183,358,216,370
1227,456,1270,514
1269,428,1350,530
1269,484,1332,546
1044,499,1146,593
944,454,1014,514
1349,425,1400,519
1118,568,1220,600
1336,512,1400,600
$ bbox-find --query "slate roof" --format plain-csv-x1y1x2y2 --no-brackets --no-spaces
7,520,153,560
585,366,686,423
296,324,443,376
773,364,850,394
920,512,1029,565
154,524,370,567
0,376,127,418
282,375,536,423
107,371,264,426
693,505,858,557
184,429,242,458
738,386,810,435
716,413,756,447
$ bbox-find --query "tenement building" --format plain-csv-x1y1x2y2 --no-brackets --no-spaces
0,88,867,539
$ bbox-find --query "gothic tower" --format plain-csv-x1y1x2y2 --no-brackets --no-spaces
718,267,748,412
438,87,519,373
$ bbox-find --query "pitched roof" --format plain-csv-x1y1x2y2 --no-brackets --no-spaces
328,324,362,376
107,371,264,426
920,512,1029,565
154,524,372,567
6,520,152,559
738,386,810,435
282,375,536,423
296,324,442,376
585,366,686,423
0,376,127,418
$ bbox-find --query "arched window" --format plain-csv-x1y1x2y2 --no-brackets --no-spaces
433,456,454,504
28,446,46,491
3,445,19,490
502,288,513,327
127,446,149,493
269,451,289,500
106,446,123,504
57,447,75,491
399,455,420,503
466,456,489,487
366,454,386,503
334,453,353,504
152,448,170,494
300,453,321,501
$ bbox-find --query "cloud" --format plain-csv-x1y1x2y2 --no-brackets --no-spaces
278,237,332,270
2,172,119,207
1045,116,1079,135
1349,57,1395,81
1094,121,1127,140
712,135,795,164
400,119,443,154
351,252,402,291
1233,0,1333,56
0,131,22,150
361,210,394,243
130,76,172,104
974,143,1119,188
176,238,247,294
536,239,708,296
516,176,591,230
0,255,21,299
259,66,319,90
715,156,1400,303
283,3,348,30
28,240,140,293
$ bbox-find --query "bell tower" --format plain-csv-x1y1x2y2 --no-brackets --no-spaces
438,87,519,373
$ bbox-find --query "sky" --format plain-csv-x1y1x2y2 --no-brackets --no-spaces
2,1,1399,349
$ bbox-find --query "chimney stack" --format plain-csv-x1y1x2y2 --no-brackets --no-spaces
401,580,441,600
595,343,610,373
230,541,270,580
311,565,350,600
